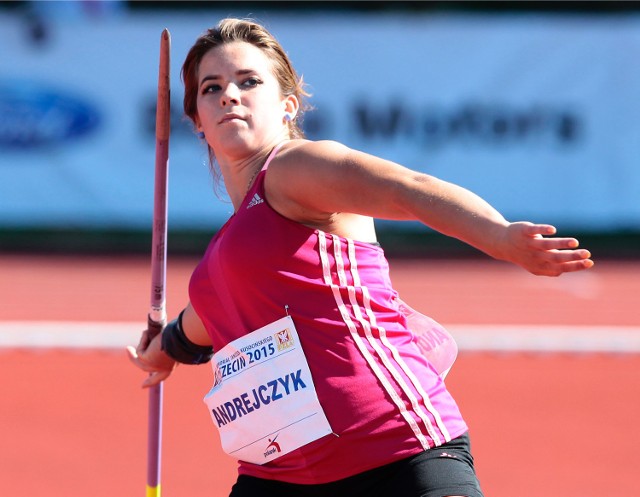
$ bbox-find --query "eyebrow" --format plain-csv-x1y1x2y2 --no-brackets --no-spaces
199,69,256,86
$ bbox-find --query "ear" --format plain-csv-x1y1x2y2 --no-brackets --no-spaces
193,113,203,131
193,116,206,140
282,94,300,120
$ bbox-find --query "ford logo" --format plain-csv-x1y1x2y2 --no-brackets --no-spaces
0,81,101,149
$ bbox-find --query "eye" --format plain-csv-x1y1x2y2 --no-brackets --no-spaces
242,77,262,88
201,83,221,95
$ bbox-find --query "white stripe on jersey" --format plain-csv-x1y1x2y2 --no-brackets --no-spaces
318,231,430,450
345,238,451,444
334,236,443,445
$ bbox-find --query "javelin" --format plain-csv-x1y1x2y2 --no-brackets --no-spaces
147,28,171,497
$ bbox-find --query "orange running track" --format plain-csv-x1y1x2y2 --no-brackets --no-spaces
1,255,638,496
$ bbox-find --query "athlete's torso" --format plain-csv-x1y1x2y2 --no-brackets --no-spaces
189,146,468,484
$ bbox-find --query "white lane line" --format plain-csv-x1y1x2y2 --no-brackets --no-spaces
1,322,639,353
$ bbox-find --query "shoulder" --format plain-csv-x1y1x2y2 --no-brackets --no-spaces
276,139,351,168
269,138,395,184
273,139,406,177
262,140,351,224
265,140,350,190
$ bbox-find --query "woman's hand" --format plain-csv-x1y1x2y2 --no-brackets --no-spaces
494,222,594,276
127,326,177,388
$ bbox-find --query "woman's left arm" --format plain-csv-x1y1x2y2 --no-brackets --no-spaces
270,140,593,276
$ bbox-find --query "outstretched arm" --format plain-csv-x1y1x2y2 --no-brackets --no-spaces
268,140,593,276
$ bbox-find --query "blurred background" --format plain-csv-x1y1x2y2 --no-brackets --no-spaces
1,1,639,497
1,0,639,256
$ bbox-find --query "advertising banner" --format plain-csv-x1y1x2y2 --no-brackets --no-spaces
1,10,638,231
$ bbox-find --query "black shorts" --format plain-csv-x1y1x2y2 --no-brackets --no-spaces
228,432,484,497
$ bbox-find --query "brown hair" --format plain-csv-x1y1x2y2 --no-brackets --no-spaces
181,18,310,141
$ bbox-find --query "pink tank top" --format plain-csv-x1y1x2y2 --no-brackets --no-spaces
189,143,468,484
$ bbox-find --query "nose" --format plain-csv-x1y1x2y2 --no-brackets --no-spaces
220,84,240,107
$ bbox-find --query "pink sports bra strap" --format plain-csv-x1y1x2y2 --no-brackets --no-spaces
262,141,287,171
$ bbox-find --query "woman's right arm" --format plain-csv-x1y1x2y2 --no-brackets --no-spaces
127,303,211,388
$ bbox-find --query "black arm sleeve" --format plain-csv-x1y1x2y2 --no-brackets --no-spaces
161,311,214,365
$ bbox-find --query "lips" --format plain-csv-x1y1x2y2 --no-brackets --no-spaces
219,113,244,124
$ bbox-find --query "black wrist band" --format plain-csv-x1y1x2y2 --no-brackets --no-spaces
161,310,214,365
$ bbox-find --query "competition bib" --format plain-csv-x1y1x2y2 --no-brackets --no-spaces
203,316,333,465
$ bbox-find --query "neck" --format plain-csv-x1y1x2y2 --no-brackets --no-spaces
219,139,287,211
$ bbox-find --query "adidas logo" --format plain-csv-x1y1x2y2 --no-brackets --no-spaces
246,193,264,209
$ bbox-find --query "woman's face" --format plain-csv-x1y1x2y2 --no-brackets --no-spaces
195,41,291,158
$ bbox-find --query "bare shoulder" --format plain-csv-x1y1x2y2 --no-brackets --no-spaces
264,138,428,228
275,139,413,179
264,140,381,237
275,139,351,170
266,140,351,196
263,140,351,224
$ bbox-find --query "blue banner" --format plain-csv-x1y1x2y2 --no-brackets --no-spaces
1,10,639,231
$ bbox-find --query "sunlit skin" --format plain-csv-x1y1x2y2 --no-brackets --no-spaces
194,41,296,209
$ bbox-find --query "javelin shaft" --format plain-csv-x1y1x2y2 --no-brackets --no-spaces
147,28,171,497
150,28,171,326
